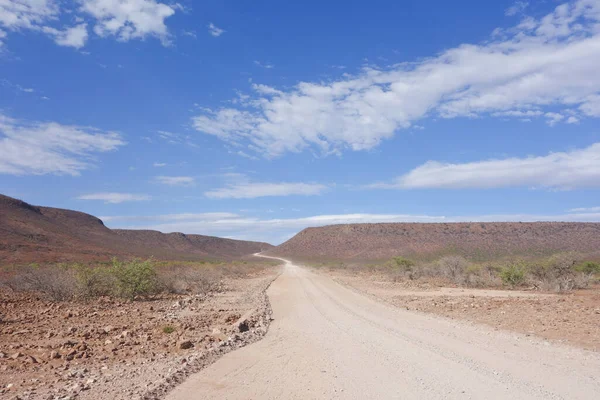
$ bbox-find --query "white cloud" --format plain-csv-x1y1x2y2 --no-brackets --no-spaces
193,0,600,158
156,130,198,146
80,0,176,44
43,23,88,48
153,162,167,167
182,29,196,38
506,1,529,16
566,116,579,123
0,0,177,47
1,78,35,93
253,60,274,69
207,22,224,37
107,210,600,244
544,112,565,126
100,212,239,222
0,113,125,176
205,182,328,199
155,175,195,186
0,0,59,31
77,192,151,203
569,206,600,212
371,142,600,190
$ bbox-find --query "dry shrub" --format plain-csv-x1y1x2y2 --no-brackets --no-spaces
73,264,115,299
437,256,469,285
2,264,78,301
527,252,590,292
464,264,502,287
158,264,222,295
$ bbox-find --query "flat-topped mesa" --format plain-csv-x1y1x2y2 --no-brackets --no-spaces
267,222,600,262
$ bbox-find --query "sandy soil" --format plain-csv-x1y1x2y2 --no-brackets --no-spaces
166,257,600,400
326,272,600,351
0,269,279,400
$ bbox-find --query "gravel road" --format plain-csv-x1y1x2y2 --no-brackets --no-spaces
166,256,600,400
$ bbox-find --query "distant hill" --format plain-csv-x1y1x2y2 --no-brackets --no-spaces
267,222,600,262
0,194,272,264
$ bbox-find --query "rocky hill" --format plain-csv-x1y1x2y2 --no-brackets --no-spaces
0,194,272,264
267,222,600,262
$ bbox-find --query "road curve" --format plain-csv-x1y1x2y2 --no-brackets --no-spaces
167,256,600,400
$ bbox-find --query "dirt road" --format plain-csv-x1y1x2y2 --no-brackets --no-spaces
166,256,600,400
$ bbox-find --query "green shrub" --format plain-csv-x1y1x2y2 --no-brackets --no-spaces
500,263,526,287
111,258,159,301
393,257,415,271
162,325,175,334
575,261,600,276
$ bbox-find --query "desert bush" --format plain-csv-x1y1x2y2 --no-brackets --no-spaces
461,264,501,287
390,256,418,280
158,264,222,295
437,256,469,285
73,264,115,299
111,258,159,300
500,263,526,288
393,257,415,271
527,252,589,292
3,264,78,301
575,261,600,277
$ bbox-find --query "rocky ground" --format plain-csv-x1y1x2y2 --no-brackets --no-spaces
323,271,600,351
0,268,280,400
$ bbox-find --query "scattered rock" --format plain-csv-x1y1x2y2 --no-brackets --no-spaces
178,340,193,350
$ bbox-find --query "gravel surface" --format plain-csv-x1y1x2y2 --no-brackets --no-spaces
167,256,600,400
327,273,600,351
0,270,279,400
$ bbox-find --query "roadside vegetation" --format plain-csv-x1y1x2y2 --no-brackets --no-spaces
0,258,277,302
310,252,600,293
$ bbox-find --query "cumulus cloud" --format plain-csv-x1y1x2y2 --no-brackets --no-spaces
205,182,328,199
155,175,195,186
0,113,125,176
0,0,59,31
77,192,151,203
193,0,600,158
371,142,600,190
106,210,600,244
0,0,177,48
43,23,88,48
207,22,224,37
80,0,176,44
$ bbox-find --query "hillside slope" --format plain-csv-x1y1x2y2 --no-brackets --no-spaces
0,194,272,264
267,222,600,262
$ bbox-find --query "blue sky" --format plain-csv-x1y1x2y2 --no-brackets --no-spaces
1,0,600,244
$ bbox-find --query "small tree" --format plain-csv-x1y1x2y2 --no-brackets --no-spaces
111,258,159,301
